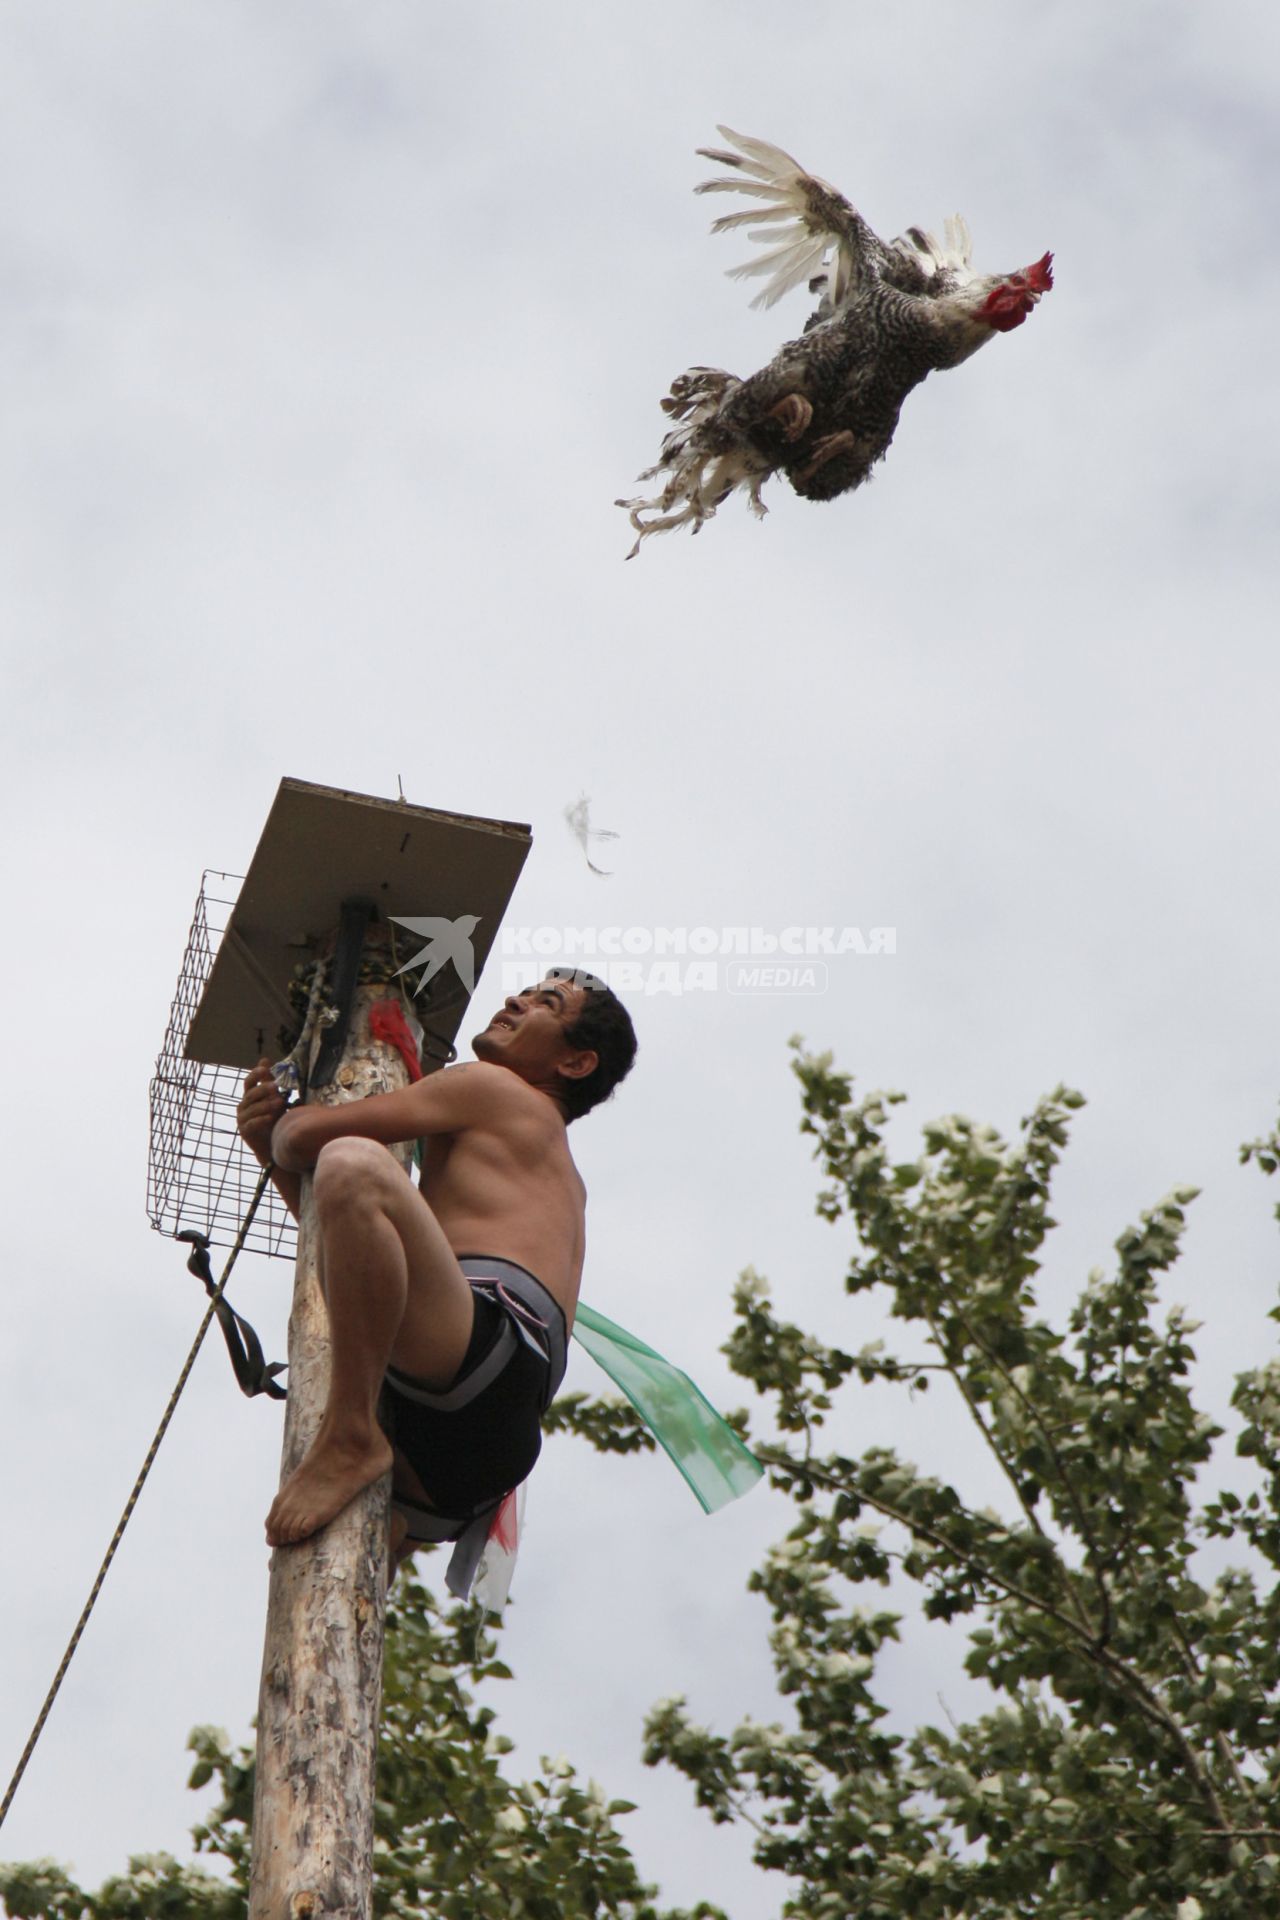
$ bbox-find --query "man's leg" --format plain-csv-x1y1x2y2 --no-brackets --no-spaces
265,1138,475,1547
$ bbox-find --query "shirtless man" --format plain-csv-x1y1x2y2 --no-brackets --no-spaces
235,969,637,1568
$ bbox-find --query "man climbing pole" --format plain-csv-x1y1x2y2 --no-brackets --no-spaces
236,969,638,1586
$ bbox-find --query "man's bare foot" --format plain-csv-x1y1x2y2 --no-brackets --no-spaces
764,393,813,442
795,429,856,482
265,1427,394,1546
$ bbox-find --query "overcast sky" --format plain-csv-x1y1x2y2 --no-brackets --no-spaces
2,4,1278,1913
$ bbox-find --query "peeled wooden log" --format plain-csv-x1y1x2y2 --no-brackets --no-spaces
249,982,413,1920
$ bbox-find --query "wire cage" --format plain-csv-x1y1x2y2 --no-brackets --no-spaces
147,871,299,1262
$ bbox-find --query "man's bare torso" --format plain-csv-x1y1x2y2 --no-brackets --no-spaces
418,1067,587,1324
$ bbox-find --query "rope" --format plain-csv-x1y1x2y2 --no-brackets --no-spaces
0,1164,274,1834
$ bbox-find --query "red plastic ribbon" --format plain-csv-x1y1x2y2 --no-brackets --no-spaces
369,998,424,1083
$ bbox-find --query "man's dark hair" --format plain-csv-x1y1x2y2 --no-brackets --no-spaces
549,969,637,1120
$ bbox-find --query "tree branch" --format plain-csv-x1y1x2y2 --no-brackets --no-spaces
944,1302,1114,1644
760,1446,1238,1843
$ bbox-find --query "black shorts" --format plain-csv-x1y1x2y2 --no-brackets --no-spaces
384,1257,568,1529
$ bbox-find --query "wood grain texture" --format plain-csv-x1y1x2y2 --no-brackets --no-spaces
249,987,414,1920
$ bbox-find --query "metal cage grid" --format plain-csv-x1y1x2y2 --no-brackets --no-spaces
146,872,299,1262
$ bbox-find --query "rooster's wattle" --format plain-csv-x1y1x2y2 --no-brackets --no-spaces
619,127,1053,555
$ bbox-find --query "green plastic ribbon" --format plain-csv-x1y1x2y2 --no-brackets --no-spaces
571,1303,764,1514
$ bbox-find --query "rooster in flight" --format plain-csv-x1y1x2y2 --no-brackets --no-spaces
618,127,1052,556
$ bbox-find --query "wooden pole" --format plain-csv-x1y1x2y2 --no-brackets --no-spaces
248,969,412,1920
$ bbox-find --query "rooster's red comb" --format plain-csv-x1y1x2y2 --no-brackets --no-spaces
1026,251,1054,292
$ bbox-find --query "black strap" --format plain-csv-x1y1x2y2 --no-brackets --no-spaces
309,898,374,1091
178,1230,287,1400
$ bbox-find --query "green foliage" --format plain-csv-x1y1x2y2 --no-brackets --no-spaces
1,1574,721,1920
642,1053,1280,1918
368,1574,712,1919
12,1059,1280,1919
543,1391,658,1456
0,1853,240,1920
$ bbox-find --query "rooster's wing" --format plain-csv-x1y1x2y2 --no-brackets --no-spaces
696,126,975,317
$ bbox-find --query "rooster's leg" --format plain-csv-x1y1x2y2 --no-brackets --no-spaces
715,361,812,448
794,431,857,484
763,393,813,442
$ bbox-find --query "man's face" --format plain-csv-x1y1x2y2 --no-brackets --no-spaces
471,976,595,1088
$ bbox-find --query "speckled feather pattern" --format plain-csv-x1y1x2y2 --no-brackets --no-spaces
618,127,1051,553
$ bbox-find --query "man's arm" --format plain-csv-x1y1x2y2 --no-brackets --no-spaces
269,1061,513,1173
237,1059,303,1221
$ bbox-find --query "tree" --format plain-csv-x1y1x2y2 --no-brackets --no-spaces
12,1048,1280,1919
0,1571,724,1920
639,1046,1280,1918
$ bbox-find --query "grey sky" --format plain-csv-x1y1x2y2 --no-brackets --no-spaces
2,4,1278,1913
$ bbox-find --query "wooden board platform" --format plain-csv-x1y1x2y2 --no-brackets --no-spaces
185,777,531,1068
